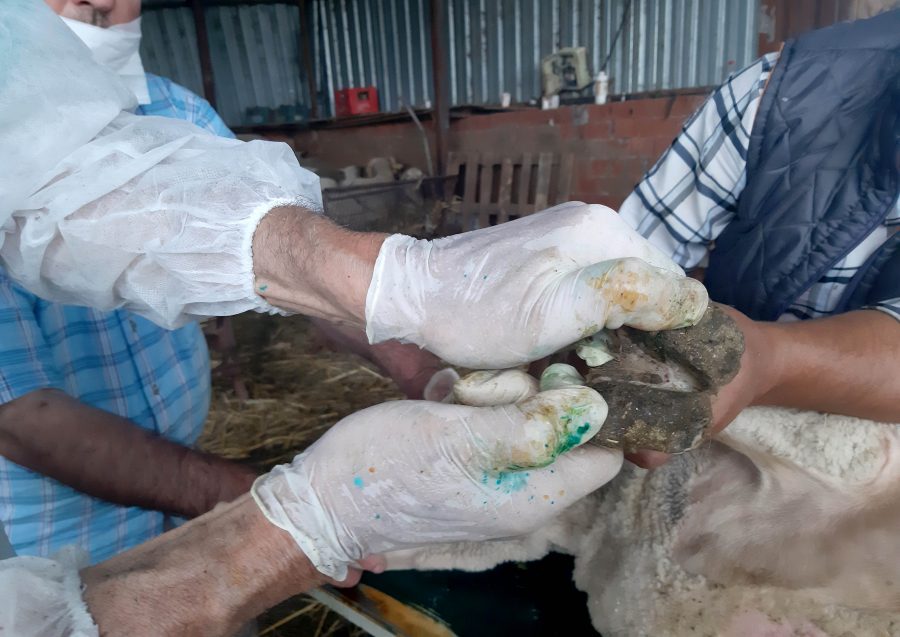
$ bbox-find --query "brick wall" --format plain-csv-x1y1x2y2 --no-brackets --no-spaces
280,92,706,208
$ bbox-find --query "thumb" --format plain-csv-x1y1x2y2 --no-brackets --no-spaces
454,369,539,406
471,387,608,472
534,444,624,503
423,368,460,402
567,257,708,332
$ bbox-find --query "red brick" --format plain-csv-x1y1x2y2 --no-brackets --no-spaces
669,94,705,118
573,172,595,190
624,117,683,140
457,116,500,131
585,159,614,176
621,98,673,119
612,118,638,138
652,137,676,157
622,136,658,157
582,102,616,119
493,108,555,127
578,119,614,140
556,121,574,137
605,100,640,117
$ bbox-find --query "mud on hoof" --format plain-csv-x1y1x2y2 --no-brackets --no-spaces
584,305,744,453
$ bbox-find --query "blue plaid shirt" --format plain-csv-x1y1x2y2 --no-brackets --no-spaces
0,74,232,563
620,53,900,322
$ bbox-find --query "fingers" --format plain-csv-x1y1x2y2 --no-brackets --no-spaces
453,369,539,406
625,449,672,469
472,387,608,471
520,203,684,275
327,565,364,587
573,257,708,331
423,368,460,402
356,555,387,574
539,363,585,390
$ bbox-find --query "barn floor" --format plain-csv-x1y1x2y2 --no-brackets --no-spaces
200,311,404,637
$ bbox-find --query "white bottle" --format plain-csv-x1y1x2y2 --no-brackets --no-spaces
594,70,609,105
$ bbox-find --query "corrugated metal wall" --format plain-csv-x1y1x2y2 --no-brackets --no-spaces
141,7,205,99
141,0,759,126
143,4,312,126
311,0,758,110
206,4,311,125
311,0,434,115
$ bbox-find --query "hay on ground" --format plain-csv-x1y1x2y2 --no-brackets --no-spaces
199,312,404,636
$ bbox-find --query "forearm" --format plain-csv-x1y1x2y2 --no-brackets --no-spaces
756,309,900,421
252,206,386,327
81,494,329,637
0,389,255,517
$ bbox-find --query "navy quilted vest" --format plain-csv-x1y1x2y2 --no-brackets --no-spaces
704,10,900,321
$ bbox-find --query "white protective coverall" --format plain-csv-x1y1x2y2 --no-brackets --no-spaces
1,0,323,330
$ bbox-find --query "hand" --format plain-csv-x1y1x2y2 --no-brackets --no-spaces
210,463,259,511
628,305,778,469
252,387,623,580
310,318,445,399
81,496,363,637
365,202,709,369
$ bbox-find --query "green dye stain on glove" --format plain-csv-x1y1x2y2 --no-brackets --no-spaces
481,470,530,494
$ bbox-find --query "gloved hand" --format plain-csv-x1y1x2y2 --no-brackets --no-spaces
365,202,708,369
252,386,622,580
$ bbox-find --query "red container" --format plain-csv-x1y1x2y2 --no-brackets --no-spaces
334,86,379,117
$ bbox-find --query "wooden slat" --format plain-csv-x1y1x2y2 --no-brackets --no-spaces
444,152,464,221
461,152,479,231
533,152,553,211
496,158,514,224
516,152,532,215
556,153,574,204
310,585,457,637
477,157,494,229
446,152,462,176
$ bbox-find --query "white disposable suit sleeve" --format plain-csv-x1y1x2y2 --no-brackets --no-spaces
0,548,99,637
0,0,323,328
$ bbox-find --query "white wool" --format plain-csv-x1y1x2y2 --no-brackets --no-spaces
390,407,900,636
720,407,889,482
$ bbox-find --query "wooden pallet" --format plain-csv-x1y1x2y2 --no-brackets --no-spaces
445,152,574,231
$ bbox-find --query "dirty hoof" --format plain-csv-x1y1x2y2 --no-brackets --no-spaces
584,305,744,453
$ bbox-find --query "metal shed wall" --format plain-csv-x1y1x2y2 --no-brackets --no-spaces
141,0,759,126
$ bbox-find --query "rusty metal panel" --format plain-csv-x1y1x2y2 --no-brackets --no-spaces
142,0,760,123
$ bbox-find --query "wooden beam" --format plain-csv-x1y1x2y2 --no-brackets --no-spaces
429,0,450,175
190,0,217,108
297,0,319,119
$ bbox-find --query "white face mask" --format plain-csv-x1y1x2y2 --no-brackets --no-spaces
60,16,151,105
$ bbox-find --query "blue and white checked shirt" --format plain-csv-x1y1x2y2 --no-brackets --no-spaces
619,53,900,322
0,74,232,564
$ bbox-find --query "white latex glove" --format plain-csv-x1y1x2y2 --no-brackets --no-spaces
382,367,610,572
0,548,98,637
365,202,708,369
252,387,623,580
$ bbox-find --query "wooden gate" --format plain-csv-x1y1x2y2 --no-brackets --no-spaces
445,152,574,231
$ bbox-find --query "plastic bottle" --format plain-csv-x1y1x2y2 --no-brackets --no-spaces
594,71,609,105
